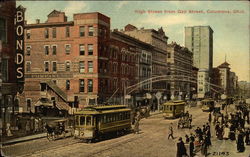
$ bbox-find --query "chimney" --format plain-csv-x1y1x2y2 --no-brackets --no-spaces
36,19,40,24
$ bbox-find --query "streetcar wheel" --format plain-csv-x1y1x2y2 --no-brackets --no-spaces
47,133,53,141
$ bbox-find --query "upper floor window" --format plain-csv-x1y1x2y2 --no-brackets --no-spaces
88,26,94,36
79,44,85,55
79,79,85,92
66,26,70,37
26,46,31,56
1,59,8,82
88,44,93,55
88,79,93,92
0,18,7,43
44,45,49,55
44,28,49,38
52,27,56,38
44,61,49,72
26,62,31,72
79,61,85,73
79,26,85,37
52,61,57,72
65,44,71,54
52,45,57,55
26,29,31,39
88,61,93,73
66,80,70,90
65,61,70,71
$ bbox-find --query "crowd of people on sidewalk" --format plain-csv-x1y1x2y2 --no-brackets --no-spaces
174,102,250,157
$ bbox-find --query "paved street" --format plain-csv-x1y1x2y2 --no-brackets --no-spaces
2,105,250,157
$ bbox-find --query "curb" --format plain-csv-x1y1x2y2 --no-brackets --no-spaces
2,134,47,146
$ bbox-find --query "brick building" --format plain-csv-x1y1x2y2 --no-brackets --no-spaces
122,24,168,99
0,2,25,134
166,42,193,100
110,30,153,107
20,10,111,113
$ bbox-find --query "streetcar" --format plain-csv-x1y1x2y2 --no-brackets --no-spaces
201,98,215,112
162,100,186,119
74,105,131,142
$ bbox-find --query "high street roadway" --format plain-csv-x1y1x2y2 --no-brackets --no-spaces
2,105,250,157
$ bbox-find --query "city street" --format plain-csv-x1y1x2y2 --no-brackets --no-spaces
2,105,250,157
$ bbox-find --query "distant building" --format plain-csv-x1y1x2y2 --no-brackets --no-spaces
166,42,193,100
197,69,210,98
185,26,213,74
211,61,239,98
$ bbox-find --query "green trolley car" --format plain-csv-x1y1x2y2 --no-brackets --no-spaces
74,105,131,142
162,100,186,119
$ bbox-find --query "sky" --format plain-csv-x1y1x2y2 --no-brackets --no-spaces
17,1,250,82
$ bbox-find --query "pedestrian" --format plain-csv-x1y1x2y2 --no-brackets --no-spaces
134,112,140,134
245,128,250,145
201,135,209,156
208,112,212,123
176,137,187,157
237,131,245,152
189,115,192,129
185,134,190,143
168,123,174,139
189,137,195,157
223,124,230,140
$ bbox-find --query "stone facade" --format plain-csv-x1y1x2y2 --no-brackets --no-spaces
185,26,213,75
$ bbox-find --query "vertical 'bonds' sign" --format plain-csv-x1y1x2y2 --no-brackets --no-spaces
15,5,25,83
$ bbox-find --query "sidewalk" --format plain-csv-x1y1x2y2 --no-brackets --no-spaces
2,133,47,146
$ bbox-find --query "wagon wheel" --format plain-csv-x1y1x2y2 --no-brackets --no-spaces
47,132,54,141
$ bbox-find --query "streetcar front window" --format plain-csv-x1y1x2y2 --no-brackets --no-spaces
75,116,79,126
86,116,92,126
80,116,85,126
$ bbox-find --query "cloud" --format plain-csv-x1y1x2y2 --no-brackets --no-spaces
137,14,207,27
169,1,200,6
117,1,129,9
63,1,88,17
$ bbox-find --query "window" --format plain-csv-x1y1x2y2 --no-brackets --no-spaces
88,44,93,55
65,44,71,54
79,61,85,73
65,61,70,71
86,117,91,125
79,79,85,92
26,29,31,39
168,53,171,58
52,45,57,55
88,79,93,92
52,62,57,72
0,18,6,43
66,26,70,37
44,28,49,38
66,80,70,90
44,62,49,72
79,44,85,55
26,46,31,56
88,26,94,36
52,27,56,38
44,46,49,55
79,26,85,37
80,116,85,125
88,61,93,73
26,62,31,72
26,99,31,112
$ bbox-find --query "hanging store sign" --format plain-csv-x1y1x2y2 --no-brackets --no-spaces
15,6,25,84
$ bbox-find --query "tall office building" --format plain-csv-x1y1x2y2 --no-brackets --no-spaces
185,26,213,74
